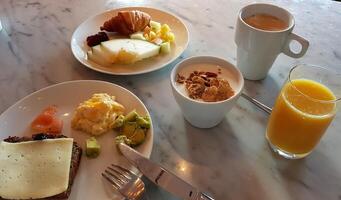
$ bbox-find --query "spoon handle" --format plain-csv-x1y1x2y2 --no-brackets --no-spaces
241,93,272,114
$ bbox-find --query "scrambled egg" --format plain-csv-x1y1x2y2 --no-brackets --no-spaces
71,93,125,136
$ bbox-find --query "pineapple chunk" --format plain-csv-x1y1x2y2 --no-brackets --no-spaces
161,24,171,34
165,32,175,42
150,20,161,33
149,31,157,40
160,42,171,54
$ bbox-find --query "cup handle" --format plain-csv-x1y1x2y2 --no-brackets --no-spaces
282,33,309,58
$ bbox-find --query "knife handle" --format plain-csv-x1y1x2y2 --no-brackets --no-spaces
197,192,215,200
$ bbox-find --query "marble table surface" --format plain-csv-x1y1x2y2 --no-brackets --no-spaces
1,0,341,199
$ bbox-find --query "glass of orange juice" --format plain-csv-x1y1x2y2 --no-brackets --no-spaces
266,64,340,159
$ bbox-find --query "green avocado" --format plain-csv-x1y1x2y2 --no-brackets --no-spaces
112,115,125,129
114,110,151,147
129,127,146,146
122,122,137,137
124,110,139,122
136,116,151,129
86,137,100,158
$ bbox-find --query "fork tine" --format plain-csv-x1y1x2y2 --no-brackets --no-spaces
101,172,120,189
108,166,131,180
111,164,137,177
102,165,145,200
104,169,126,185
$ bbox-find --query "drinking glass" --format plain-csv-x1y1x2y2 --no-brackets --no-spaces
266,64,341,159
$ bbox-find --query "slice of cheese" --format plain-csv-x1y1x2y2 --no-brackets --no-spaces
0,138,74,199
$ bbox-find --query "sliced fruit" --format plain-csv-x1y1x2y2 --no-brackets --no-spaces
129,127,146,146
161,24,171,35
160,42,171,54
165,32,175,42
151,38,163,45
130,32,146,40
122,122,137,138
92,45,115,63
87,51,110,66
149,31,157,40
150,20,161,33
124,110,139,122
86,137,101,158
112,115,125,129
101,39,160,63
116,49,138,64
136,116,151,128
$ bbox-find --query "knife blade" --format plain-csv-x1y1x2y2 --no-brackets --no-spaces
119,143,215,200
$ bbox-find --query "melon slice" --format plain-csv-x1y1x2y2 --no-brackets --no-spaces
100,39,160,64
87,51,110,66
92,45,115,63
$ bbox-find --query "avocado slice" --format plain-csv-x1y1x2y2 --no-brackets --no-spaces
129,127,146,146
136,116,151,129
124,110,139,122
122,122,137,138
112,115,125,129
86,137,101,158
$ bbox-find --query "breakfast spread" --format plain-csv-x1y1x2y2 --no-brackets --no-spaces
86,10,175,65
113,110,151,146
31,105,63,134
3,2,336,199
71,93,125,136
176,70,235,102
0,133,82,199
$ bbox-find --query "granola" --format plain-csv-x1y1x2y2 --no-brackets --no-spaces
176,70,234,102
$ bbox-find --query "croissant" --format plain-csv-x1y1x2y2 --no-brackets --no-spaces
100,10,151,35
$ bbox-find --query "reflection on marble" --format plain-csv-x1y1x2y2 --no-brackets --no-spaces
1,0,341,199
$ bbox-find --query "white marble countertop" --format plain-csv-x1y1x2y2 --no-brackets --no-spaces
1,0,341,199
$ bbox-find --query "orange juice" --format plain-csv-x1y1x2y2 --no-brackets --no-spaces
266,79,336,155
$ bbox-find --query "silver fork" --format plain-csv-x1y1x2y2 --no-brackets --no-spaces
102,164,145,200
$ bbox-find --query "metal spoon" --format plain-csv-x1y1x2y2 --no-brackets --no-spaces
241,93,272,114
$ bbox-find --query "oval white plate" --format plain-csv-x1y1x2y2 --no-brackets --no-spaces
0,80,153,200
71,7,189,75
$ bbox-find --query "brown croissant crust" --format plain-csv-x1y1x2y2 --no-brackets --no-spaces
100,10,151,35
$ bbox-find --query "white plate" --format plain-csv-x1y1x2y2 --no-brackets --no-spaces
71,7,189,75
0,80,153,200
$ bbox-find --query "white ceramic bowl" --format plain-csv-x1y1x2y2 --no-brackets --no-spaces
170,56,244,128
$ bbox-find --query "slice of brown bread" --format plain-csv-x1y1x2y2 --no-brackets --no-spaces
1,133,82,199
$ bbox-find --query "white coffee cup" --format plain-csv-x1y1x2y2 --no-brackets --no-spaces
235,3,309,80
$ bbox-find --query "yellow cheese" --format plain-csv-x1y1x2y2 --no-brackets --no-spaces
0,138,73,199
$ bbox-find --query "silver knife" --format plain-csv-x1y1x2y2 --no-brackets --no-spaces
119,143,215,200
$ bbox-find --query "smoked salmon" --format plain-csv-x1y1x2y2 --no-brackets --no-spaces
31,105,63,134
